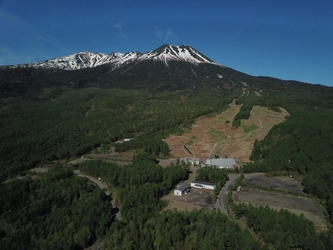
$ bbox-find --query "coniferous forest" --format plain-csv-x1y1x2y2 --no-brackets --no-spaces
0,62,333,249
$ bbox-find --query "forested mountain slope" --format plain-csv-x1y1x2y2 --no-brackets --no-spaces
0,45,332,249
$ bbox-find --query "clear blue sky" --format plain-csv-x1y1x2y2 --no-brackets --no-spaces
1,0,332,86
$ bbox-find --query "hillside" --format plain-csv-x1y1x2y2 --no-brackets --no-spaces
0,44,333,249
165,100,289,163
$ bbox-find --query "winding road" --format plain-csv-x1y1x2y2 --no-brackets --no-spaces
74,170,121,221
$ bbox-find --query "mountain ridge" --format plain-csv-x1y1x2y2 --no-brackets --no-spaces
1,44,331,99
7,44,221,71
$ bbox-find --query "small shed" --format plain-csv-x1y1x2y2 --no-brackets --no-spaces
174,183,191,196
190,180,216,190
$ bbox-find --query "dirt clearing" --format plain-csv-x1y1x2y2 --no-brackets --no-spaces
233,190,327,229
233,173,328,230
162,188,215,212
164,100,289,164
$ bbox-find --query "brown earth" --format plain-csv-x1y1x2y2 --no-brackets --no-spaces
164,101,289,164
233,173,328,230
162,188,215,212
233,190,327,230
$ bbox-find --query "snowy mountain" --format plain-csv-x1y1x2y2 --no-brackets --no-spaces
9,45,221,71
138,45,219,66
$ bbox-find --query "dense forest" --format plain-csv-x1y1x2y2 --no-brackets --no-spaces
1,61,333,249
0,166,113,249
231,203,333,249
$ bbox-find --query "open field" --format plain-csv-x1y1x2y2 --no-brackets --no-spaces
164,101,289,164
233,190,327,229
243,173,303,192
232,173,328,230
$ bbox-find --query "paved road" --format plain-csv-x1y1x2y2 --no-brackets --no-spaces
215,174,240,215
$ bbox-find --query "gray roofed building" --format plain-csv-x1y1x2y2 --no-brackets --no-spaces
204,158,237,169
174,183,191,196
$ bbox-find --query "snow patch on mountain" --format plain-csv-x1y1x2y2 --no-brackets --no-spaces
9,45,221,71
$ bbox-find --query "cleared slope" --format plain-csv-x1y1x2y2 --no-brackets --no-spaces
164,101,289,163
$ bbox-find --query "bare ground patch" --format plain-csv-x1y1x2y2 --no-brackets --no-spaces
233,190,327,230
68,153,133,166
243,173,303,192
164,101,289,164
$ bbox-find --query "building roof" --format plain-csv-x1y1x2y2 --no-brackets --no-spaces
175,183,190,192
191,180,216,186
205,158,236,168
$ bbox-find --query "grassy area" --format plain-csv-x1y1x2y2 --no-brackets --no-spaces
242,124,258,133
185,139,194,146
185,136,197,146
208,128,226,142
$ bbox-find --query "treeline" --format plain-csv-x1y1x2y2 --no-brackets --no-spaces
232,204,333,249
195,167,229,199
232,91,281,129
0,165,113,249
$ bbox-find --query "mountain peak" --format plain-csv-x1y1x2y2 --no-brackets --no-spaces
142,44,218,66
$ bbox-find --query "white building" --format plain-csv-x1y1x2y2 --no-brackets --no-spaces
203,158,237,169
190,180,216,190
180,158,200,165
188,158,200,165
174,183,191,196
